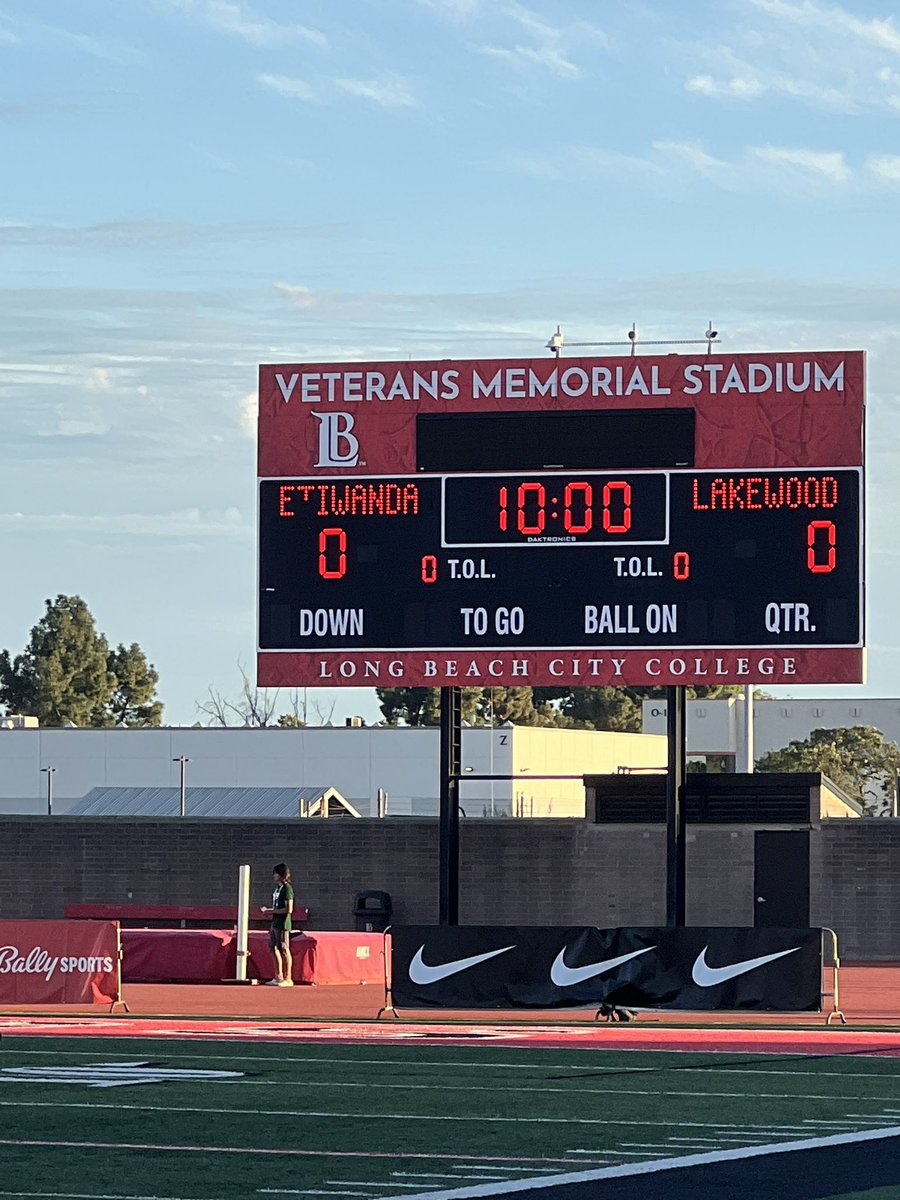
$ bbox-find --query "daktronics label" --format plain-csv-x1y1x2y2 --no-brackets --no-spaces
257,351,865,686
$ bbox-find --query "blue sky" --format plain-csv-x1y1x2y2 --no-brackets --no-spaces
2,0,900,726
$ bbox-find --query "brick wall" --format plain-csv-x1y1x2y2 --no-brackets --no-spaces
811,822,900,959
1,816,898,959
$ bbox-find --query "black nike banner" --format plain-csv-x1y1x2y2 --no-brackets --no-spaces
389,925,823,1012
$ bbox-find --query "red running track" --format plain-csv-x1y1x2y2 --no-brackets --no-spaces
2,1014,900,1055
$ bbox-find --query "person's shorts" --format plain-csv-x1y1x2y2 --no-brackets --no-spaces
268,926,290,950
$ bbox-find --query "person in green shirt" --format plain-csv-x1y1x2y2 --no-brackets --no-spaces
261,863,294,986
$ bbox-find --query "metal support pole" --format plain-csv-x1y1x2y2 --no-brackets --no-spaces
666,686,686,927
743,684,755,773
172,756,190,817
42,766,55,816
439,686,462,925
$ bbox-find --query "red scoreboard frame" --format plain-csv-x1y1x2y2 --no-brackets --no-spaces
257,350,865,688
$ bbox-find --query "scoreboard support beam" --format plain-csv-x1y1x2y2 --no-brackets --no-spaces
439,686,462,926
666,685,687,927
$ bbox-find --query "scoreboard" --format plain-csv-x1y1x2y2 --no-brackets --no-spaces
257,351,865,688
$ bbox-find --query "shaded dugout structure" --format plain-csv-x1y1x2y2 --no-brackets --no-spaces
585,771,863,929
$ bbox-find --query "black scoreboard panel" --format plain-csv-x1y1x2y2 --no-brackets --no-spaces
415,408,695,471
258,468,862,652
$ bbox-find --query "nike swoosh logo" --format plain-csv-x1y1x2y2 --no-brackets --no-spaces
408,944,515,985
550,945,655,988
691,945,800,988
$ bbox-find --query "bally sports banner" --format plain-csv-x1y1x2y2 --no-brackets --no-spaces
0,920,120,1006
390,925,823,1012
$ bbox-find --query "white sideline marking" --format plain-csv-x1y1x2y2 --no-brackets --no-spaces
0,1099,812,1129
6,1047,900,1082
3,1054,896,1106
375,1124,900,1200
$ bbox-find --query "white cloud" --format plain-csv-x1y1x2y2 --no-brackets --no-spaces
257,73,319,103
750,0,900,56
40,25,140,62
684,5,900,114
239,391,257,439
478,40,580,77
496,145,664,181
416,0,481,18
0,217,337,249
473,2,607,79
161,0,326,48
687,73,765,99
652,140,736,186
687,65,849,109
751,145,851,182
867,154,900,181
85,367,112,392
0,508,249,538
653,139,853,189
52,416,112,438
336,75,418,109
273,282,317,309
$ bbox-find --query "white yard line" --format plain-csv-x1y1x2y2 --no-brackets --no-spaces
0,1139,603,1167
0,1193,195,1200
0,1099,820,1129
258,1191,372,1198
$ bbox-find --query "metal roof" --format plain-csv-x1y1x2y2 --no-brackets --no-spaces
67,785,360,818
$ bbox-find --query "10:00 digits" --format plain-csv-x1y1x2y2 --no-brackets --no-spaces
498,480,633,536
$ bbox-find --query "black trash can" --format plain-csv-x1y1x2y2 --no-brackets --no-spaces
353,890,392,933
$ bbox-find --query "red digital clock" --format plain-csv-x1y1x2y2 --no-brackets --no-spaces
442,472,668,546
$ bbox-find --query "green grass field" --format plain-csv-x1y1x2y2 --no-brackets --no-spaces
1,1036,898,1199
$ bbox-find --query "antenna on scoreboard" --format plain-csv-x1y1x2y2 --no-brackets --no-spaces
545,323,720,356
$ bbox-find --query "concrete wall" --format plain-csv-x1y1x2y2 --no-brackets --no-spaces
1,815,897,960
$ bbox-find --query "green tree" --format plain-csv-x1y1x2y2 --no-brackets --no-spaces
0,595,164,728
106,642,164,727
0,595,113,726
756,725,900,815
532,685,644,731
476,686,554,726
277,713,306,729
532,684,771,733
377,687,481,726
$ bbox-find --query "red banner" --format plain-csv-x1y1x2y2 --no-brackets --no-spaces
258,351,864,476
259,647,864,688
0,921,120,1006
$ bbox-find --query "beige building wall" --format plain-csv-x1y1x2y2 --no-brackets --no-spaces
507,727,667,818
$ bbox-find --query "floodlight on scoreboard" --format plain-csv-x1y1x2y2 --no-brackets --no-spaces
256,351,865,689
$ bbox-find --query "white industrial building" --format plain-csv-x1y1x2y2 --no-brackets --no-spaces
0,724,667,818
3,696,896,819
641,695,900,767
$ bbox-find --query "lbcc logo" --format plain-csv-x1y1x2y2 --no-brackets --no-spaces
313,412,359,467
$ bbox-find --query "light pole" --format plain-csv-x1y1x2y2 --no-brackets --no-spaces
41,766,55,816
172,756,190,817
489,688,495,817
